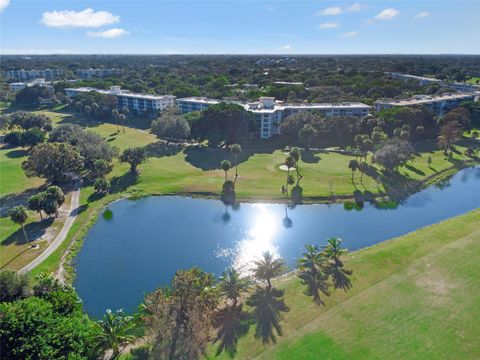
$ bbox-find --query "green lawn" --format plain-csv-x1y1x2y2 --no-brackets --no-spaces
199,208,480,360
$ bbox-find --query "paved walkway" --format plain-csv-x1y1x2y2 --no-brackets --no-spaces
19,180,81,274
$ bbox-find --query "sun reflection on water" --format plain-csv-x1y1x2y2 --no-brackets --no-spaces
232,204,280,275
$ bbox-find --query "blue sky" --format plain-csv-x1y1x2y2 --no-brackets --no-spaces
0,0,479,54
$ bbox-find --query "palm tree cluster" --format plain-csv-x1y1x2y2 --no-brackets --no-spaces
213,252,290,354
297,237,353,306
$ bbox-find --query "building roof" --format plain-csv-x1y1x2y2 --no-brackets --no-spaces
65,87,175,101
176,97,222,105
375,92,475,106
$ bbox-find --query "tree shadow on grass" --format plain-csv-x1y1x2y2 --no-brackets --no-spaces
4,148,29,159
1,217,54,247
0,185,48,218
300,150,321,164
145,141,183,158
110,171,139,194
213,303,251,357
405,163,426,176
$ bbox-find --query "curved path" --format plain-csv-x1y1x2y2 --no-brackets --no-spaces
19,180,81,274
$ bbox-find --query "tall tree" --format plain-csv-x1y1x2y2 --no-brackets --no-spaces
144,268,219,360
230,143,242,178
252,252,286,290
322,238,353,291
120,147,147,175
289,147,302,182
22,143,84,184
112,109,120,132
95,309,136,359
297,245,330,305
218,268,250,306
221,159,231,181
437,121,463,155
28,193,45,220
298,124,316,150
9,206,29,243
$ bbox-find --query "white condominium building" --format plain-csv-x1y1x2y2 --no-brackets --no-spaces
176,97,222,113
6,69,62,81
176,96,371,139
385,72,480,92
65,86,175,114
9,78,53,93
76,68,122,80
374,93,476,116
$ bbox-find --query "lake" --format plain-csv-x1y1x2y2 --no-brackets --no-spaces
75,166,480,317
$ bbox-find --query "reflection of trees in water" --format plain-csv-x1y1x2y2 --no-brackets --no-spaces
103,208,113,221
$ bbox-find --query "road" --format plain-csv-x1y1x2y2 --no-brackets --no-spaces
19,181,81,274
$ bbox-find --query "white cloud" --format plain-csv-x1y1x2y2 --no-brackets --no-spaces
279,44,291,50
0,0,10,12
375,8,400,20
319,21,340,29
414,11,430,19
41,8,120,28
341,31,359,37
265,6,275,12
86,28,128,38
317,6,343,16
345,3,367,12
316,3,366,16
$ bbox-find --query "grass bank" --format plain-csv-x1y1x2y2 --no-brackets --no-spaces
202,208,480,359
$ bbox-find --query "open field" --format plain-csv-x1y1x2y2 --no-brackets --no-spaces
203,209,480,359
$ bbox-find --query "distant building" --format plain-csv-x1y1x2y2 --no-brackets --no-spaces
255,57,297,66
273,81,303,86
65,86,175,114
384,72,480,92
76,68,122,80
176,96,371,139
9,78,53,93
374,93,476,116
384,72,442,86
5,69,62,81
176,97,222,113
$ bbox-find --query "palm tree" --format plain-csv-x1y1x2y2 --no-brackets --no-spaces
322,237,347,267
218,268,251,306
246,285,290,344
221,160,231,181
95,309,136,359
10,206,28,243
252,252,286,290
230,144,241,179
112,109,120,132
118,114,126,133
297,245,330,305
284,155,296,193
348,159,359,184
213,303,250,356
322,238,353,291
91,102,99,119
290,147,302,182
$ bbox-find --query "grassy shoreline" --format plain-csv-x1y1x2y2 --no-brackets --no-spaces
202,208,480,359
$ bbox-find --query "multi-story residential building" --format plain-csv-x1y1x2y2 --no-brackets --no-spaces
76,68,122,80
384,72,442,87
5,69,62,81
374,93,476,116
9,78,54,93
246,98,371,139
176,96,371,139
384,72,480,92
65,86,175,114
176,97,222,113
